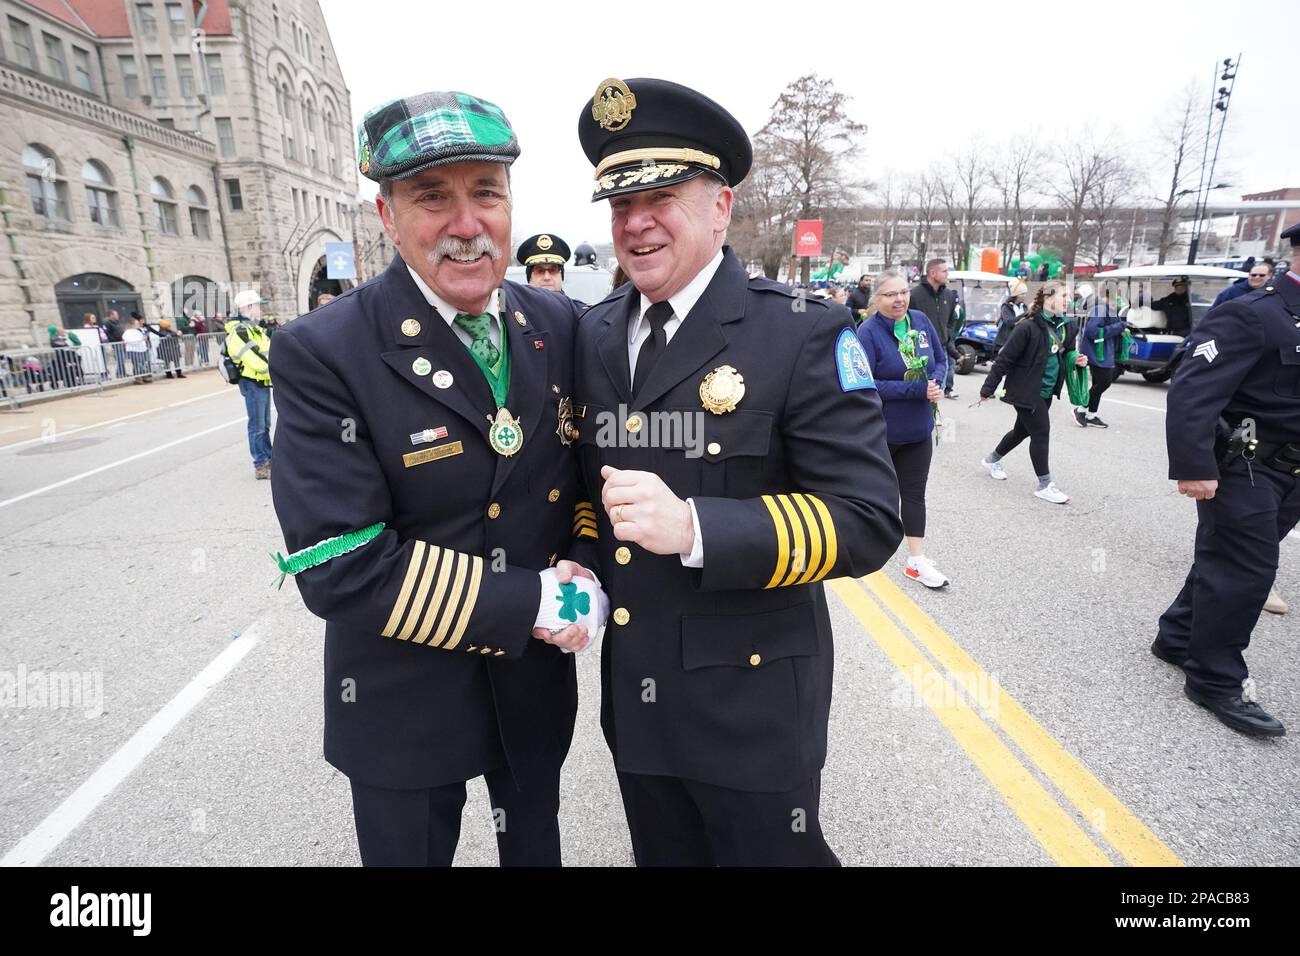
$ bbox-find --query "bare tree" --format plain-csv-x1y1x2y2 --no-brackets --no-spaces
990,137,1042,267
908,173,942,267
754,73,867,282
1050,129,1125,273
937,146,990,270
731,137,799,278
1083,156,1137,268
1150,83,1203,265
871,171,909,267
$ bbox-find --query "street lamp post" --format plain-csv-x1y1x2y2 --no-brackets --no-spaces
1187,55,1241,265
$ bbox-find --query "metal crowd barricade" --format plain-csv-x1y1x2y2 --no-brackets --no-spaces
0,332,229,408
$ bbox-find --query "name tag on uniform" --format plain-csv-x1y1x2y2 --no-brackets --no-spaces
403,441,463,468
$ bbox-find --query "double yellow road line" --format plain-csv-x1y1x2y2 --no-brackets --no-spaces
829,573,1182,866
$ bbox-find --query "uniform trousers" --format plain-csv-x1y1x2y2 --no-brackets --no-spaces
1155,457,1300,698
616,770,840,867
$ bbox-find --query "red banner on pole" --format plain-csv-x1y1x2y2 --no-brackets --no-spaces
794,220,823,257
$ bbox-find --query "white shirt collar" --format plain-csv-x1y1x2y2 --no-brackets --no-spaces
406,264,499,326
631,248,725,339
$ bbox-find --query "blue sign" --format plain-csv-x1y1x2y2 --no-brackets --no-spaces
325,242,356,280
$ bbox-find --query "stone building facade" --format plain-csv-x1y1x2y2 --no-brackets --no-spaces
0,0,392,348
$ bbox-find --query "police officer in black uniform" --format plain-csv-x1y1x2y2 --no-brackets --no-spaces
552,77,903,865
1153,223,1300,737
516,233,571,293
270,90,596,864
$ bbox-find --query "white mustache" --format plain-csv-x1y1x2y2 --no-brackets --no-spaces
432,235,502,263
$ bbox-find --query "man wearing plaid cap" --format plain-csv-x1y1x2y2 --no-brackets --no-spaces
270,91,604,865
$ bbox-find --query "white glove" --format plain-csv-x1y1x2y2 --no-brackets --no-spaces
534,568,610,656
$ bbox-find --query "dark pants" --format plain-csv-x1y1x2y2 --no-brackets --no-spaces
616,771,839,866
995,396,1052,477
1155,458,1300,699
1086,365,1119,413
349,763,562,866
889,438,933,537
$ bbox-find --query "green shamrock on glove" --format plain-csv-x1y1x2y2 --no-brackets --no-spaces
555,581,591,623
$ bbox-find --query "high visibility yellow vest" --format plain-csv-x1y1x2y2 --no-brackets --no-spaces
224,318,271,385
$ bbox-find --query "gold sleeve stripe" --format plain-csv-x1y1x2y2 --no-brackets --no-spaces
443,556,483,652
573,517,598,531
575,525,598,540
806,495,838,581
776,495,808,588
412,546,455,645
396,545,442,641
382,540,427,637
792,494,824,586
429,552,470,649
761,494,791,589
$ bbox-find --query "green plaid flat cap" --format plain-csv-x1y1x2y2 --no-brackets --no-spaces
357,91,519,182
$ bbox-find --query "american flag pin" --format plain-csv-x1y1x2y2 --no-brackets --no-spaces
410,426,449,445
534,340,545,350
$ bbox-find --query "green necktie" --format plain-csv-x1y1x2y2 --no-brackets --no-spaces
453,312,501,368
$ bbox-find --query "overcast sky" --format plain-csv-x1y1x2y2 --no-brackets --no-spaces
319,0,1292,251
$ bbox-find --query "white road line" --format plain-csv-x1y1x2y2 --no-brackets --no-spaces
0,389,229,453
0,629,261,867
1105,398,1166,413
0,418,243,509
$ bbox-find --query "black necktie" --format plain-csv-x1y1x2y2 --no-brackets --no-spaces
633,301,672,397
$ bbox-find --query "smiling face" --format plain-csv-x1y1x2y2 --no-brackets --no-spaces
874,274,911,319
608,175,732,303
377,161,512,314
1247,266,1270,288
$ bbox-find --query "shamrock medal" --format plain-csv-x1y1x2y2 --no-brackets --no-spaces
488,407,524,457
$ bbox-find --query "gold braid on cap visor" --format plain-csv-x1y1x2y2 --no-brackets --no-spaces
593,147,722,180
524,254,566,266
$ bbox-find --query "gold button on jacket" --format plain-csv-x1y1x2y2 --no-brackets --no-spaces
613,607,630,626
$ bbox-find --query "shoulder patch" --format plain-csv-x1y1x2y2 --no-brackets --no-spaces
836,327,875,391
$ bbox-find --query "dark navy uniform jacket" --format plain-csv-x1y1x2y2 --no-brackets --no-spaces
571,248,902,793
270,255,582,791
1167,274,1300,480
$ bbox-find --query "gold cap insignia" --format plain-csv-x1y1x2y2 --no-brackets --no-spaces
537,235,553,251
592,78,637,132
700,365,745,414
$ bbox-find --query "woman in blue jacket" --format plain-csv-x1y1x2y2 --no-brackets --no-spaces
856,268,949,589
1074,284,1127,428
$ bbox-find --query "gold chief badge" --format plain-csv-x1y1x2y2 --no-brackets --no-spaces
488,408,524,457
700,365,746,414
537,235,553,251
592,78,637,131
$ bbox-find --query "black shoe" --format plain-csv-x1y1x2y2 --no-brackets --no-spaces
1183,685,1286,737
1086,416,1109,428
1150,640,1185,667
165,371,174,379
1073,408,1088,427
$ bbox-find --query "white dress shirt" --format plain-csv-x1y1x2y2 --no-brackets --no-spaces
407,265,502,350
624,249,725,570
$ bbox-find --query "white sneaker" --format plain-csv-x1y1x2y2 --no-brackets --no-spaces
904,556,950,589
1034,482,1070,504
1264,588,1288,615
982,457,1007,480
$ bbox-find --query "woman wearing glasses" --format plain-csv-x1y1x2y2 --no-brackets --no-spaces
856,268,949,588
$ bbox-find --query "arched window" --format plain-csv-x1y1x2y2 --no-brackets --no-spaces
82,159,119,227
324,108,337,175
278,79,296,161
151,176,178,235
24,144,67,221
302,89,318,169
186,185,211,240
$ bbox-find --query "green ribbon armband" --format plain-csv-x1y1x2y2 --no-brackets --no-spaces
272,522,386,589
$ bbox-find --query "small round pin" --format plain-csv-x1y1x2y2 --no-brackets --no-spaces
432,369,453,389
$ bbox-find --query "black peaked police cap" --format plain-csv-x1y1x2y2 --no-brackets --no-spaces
578,77,753,202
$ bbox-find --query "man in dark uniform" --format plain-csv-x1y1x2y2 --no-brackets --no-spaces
548,77,902,865
1151,276,1192,336
517,233,571,293
1152,224,1300,737
270,90,601,865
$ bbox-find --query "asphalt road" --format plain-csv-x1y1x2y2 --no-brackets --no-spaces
1,366,1296,866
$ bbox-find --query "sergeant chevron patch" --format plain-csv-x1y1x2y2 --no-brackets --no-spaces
1193,339,1219,364
836,328,875,391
